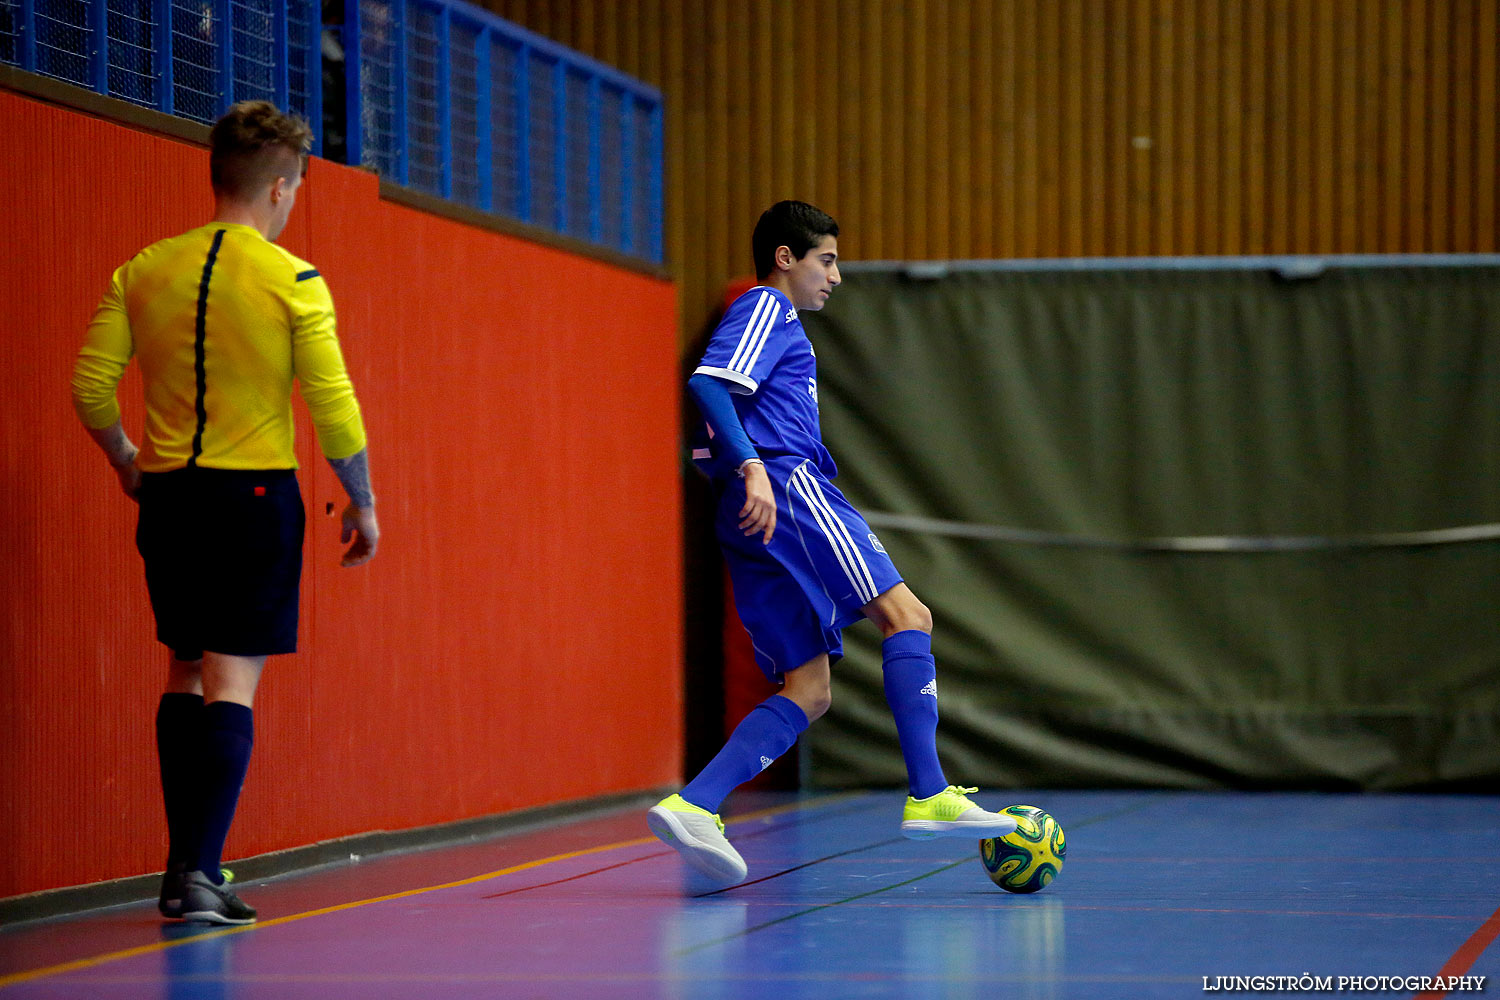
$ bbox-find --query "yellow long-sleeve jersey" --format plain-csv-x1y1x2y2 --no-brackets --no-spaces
72,222,366,472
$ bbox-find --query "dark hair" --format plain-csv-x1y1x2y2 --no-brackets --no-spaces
752,200,839,279
209,100,313,198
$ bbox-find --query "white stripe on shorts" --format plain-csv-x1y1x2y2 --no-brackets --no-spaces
790,468,867,603
790,463,879,604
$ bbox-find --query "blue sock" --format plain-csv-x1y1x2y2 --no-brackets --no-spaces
156,693,205,868
681,695,809,813
883,630,948,799
195,701,254,884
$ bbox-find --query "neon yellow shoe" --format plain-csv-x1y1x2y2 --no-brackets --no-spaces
647,793,748,884
901,785,1018,840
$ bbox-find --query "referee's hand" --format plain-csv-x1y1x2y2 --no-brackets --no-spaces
738,464,776,545
339,503,380,567
111,456,142,502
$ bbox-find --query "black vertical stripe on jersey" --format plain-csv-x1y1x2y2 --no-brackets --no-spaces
188,229,226,468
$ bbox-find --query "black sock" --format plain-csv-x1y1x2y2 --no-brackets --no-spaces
194,701,254,884
155,693,205,869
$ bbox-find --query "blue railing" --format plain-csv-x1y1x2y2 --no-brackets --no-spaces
342,0,663,262
1,0,322,146
2,0,664,263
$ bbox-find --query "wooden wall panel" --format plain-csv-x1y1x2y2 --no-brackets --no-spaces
1476,0,1499,249
485,0,1499,344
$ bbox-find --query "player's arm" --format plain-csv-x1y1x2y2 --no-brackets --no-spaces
83,421,142,500
72,269,142,500
328,448,378,567
688,372,775,544
288,271,379,566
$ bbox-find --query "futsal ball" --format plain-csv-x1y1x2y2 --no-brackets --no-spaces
979,805,1065,893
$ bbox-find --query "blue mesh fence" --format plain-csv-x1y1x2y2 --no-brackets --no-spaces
632,97,661,261
229,0,275,108
283,0,309,118
5,0,662,263
524,48,556,230
353,0,398,179
1,0,19,65
485,34,520,218
105,0,155,107
597,82,625,251
5,0,320,146
562,66,590,241
33,0,90,86
169,0,217,121
402,0,440,194
446,14,479,205
345,0,662,263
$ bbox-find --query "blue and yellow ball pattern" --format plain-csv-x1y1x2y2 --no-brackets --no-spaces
979,805,1065,893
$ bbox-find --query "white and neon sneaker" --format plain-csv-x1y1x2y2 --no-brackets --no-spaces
900,785,1018,839
647,793,748,884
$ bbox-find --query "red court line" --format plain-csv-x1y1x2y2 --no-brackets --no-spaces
1414,902,1500,1000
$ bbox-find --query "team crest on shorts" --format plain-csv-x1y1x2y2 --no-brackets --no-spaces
868,533,886,554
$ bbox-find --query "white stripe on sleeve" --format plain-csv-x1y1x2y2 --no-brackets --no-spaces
726,291,774,373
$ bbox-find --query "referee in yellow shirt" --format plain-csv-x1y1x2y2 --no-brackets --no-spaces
71,101,379,925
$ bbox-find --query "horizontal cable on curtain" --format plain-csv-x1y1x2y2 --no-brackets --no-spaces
863,511,1500,553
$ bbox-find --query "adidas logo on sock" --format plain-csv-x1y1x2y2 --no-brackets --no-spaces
759,755,774,771
920,679,938,697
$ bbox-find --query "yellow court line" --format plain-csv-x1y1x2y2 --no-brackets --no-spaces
0,791,866,989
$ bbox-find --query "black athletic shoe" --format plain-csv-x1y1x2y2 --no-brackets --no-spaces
178,870,256,925
160,865,238,919
158,862,189,919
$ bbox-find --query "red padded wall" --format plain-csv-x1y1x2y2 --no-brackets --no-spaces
0,89,682,898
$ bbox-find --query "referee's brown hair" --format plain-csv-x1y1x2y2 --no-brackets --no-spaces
209,100,313,200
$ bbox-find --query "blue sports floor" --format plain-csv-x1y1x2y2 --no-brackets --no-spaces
1,790,1496,999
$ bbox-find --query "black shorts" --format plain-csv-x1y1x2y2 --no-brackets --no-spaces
136,468,305,659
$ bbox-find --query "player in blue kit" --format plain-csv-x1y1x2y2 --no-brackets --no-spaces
648,201,1016,885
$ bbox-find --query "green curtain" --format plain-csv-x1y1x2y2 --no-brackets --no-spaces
801,263,1500,790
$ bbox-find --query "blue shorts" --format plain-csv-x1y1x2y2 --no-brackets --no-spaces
716,456,903,681
136,468,305,659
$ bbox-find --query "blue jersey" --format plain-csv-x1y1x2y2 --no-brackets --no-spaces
691,286,837,479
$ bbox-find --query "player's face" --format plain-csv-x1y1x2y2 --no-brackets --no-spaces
785,235,841,311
